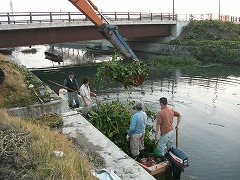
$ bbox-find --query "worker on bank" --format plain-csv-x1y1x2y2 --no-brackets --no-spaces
79,76,96,118
155,97,181,161
126,101,147,162
63,71,80,109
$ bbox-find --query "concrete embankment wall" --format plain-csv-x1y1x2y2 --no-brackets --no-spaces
5,60,69,119
7,96,69,119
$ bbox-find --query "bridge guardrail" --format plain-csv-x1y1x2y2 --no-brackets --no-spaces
177,13,240,23
0,12,176,25
0,12,239,25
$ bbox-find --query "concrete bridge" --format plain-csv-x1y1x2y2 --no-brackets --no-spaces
1,12,239,49
0,12,188,49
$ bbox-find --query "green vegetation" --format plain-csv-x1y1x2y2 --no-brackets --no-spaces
0,54,52,108
21,48,37,54
169,20,240,65
95,55,149,89
148,55,201,71
89,100,156,157
0,55,36,108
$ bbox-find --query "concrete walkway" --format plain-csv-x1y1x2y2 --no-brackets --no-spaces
62,111,156,180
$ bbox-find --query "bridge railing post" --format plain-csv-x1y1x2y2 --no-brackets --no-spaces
128,12,130,20
7,13,10,24
161,13,163,21
50,12,53,23
68,12,71,22
140,13,141,20
115,12,117,21
151,13,152,20
29,12,32,23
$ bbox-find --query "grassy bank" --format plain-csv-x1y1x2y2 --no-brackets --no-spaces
0,109,95,179
0,54,95,179
169,20,240,65
0,54,35,108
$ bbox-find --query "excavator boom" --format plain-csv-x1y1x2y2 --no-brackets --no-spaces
68,0,139,61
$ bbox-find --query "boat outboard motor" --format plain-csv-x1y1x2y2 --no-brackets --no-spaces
167,147,189,179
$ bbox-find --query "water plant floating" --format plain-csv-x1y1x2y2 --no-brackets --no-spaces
95,57,149,89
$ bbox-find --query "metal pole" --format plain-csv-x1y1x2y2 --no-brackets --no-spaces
219,0,221,20
173,0,175,20
176,127,178,148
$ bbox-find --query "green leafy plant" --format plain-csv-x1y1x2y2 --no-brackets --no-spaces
21,48,37,54
89,100,156,156
168,20,240,65
95,55,149,89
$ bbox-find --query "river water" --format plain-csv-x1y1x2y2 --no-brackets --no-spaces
8,45,240,180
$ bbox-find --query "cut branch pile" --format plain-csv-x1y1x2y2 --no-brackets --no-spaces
0,126,34,179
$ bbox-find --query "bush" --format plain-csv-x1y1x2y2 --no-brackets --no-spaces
89,100,156,156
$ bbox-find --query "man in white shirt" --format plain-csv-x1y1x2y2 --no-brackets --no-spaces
79,77,96,118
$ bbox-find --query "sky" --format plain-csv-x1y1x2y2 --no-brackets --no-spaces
1,0,239,17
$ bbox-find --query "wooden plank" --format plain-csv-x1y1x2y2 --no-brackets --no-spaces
139,161,168,175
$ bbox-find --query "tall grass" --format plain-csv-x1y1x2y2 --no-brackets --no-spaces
0,109,96,179
0,54,35,108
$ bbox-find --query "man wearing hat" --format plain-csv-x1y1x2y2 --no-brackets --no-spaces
126,101,147,161
63,71,80,108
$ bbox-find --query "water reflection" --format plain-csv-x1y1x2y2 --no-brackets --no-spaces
11,44,115,69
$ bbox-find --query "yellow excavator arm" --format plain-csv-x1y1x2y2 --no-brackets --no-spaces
68,0,139,61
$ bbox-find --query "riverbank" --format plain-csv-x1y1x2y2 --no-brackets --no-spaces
0,54,156,179
0,54,95,179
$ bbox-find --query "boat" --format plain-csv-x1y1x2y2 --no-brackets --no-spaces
0,48,13,55
85,46,115,55
138,130,189,178
44,51,63,64
138,159,168,175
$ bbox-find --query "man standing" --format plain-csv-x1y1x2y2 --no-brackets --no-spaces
79,77,96,118
126,102,147,161
155,97,181,160
63,71,80,109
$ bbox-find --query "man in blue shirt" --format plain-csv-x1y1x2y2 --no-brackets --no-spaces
126,102,147,161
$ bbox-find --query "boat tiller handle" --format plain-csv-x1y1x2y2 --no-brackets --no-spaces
176,127,178,148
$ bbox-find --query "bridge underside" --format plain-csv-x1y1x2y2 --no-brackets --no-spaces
0,24,171,48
